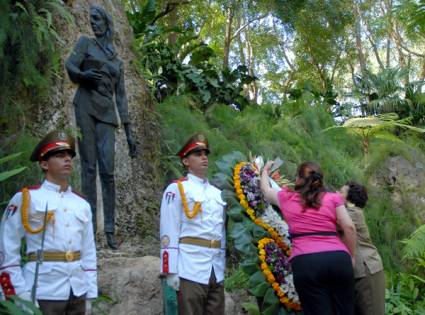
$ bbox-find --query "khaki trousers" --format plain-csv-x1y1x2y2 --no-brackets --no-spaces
354,269,385,315
38,291,86,315
178,269,224,315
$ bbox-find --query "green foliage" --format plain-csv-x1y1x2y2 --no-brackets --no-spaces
325,113,425,155
127,2,255,110
0,132,41,207
402,225,425,264
224,266,250,292
385,272,425,315
0,153,27,183
353,68,425,124
0,295,43,315
0,0,71,136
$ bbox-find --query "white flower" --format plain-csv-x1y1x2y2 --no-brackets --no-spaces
259,206,291,244
280,283,290,293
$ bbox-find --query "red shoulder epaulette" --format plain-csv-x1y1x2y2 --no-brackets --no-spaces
18,185,40,192
0,272,16,299
173,177,188,183
72,190,87,200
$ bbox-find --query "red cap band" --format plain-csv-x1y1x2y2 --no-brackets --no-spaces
39,141,71,160
178,142,207,159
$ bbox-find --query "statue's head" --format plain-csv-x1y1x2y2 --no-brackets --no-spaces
89,5,116,58
90,5,113,40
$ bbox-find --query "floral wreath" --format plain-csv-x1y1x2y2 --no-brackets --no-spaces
213,152,302,314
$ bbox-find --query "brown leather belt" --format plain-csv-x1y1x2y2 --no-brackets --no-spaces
27,251,81,262
180,237,221,249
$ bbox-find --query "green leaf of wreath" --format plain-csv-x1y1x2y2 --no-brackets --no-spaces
262,287,279,311
221,189,239,206
211,172,233,190
249,281,270,297
263,301,280,315
252,224,269,239
249,270,266,288
227,205,245,222
235,239,257,255
215,151,247,173
241,302,261,315
230,222,249,239
240,261,259,275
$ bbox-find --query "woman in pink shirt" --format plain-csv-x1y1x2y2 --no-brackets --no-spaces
260,161,357,315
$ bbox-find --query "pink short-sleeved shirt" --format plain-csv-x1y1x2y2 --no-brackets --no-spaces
277,186,350,260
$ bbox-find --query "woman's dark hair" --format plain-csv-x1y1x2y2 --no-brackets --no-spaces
346,181,368,208
294,162,326,210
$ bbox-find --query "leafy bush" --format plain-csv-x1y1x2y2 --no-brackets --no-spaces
0,0,71,136
127,1,255,110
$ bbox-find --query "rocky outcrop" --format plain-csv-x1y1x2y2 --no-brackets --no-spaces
369,155,425,221
96,254,245,315
96,255,162,315
31,0,161,249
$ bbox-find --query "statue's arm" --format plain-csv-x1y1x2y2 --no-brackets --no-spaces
116,62,136,157
65,36,89,83
115,61,130,124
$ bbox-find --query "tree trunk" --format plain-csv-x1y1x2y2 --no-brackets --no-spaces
383,0,393,68
353,0,367,75
244,25,257,103
167,0,179,46
235,17,246,65
223,0,235,70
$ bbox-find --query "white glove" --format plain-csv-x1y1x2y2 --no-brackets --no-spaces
166,274,180,291
85,299,93,315
16,291,39,313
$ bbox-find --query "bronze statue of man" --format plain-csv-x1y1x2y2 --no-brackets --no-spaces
65,4,136,249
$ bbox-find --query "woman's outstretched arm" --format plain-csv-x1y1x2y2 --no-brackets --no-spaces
260,161,279,206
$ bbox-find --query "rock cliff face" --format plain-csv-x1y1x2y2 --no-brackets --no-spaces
32,0,161,249
369,155,425,221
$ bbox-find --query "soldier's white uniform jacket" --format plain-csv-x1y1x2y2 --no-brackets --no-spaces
0,180,97,300
160,173,226,285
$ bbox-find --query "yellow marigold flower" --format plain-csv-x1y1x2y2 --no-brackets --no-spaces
267,274,275,283
277,291,284,297
261,262,268,270
267,228,274,234
247,209,254,216
254,218,262,225
240,200,248,208
283,297,289,303
259,255,265,261
259,249,265,256
272,283,280,290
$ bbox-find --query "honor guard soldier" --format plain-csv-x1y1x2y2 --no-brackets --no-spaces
160,134,227,315
0,131,97,314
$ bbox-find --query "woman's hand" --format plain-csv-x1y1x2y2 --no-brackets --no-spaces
263,160,274,176
260,160,279,206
